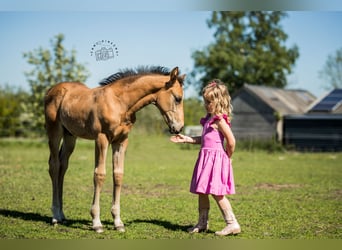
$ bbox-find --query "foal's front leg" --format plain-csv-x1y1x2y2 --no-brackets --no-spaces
111,138,128,232
90,133,109,233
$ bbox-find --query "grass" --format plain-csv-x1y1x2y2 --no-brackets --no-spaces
0,132,341,239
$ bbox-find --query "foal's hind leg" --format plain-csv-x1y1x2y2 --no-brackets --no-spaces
47,124,64,224
48,124,76,224
57,132,77,222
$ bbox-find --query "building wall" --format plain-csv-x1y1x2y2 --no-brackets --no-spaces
283,115,342,151
232,90,277,140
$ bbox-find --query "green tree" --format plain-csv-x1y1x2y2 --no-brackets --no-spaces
190,11,299,94
0,85,28,137
184,97,205,125
23,34,90,136
319,47,342,89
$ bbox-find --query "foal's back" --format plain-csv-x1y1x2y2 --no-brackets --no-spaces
45,82,116,140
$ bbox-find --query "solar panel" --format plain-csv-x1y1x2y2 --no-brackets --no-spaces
310,89,342,112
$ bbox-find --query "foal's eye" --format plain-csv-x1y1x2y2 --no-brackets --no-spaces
174,96,182,104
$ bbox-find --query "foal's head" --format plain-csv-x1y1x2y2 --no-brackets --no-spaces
155,67,185,134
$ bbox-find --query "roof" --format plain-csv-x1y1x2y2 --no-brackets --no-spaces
285,114,342,120
307,89,342,113
237,84,316,115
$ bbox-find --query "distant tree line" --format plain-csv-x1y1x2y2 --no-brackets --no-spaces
1,12,341,138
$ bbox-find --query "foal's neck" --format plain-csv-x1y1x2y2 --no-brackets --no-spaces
114,75,167,122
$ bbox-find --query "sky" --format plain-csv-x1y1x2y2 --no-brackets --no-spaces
0,10,341,99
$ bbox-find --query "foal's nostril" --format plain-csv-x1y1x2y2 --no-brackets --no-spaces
170,126,183,135
175,127,183,134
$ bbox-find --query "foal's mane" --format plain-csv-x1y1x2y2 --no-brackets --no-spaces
99,66,172,86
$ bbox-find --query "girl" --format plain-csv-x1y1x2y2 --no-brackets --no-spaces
170,79,241,236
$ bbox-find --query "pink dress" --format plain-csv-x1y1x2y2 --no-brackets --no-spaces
190,114,235,195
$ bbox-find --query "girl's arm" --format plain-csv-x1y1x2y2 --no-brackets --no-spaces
216,119,236,157
170,134,202,144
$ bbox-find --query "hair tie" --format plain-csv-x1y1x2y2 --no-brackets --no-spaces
209,81,217,87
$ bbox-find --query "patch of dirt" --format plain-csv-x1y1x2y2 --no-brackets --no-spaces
254,183,303,191
121,183,182,197
331,189,342,200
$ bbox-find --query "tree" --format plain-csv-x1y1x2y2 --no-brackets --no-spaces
190,11,299,95
0,85,28,137
184,98,205,125
23,34,90,136
319,47,342,89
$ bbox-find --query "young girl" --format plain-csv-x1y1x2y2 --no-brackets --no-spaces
170,79,241,236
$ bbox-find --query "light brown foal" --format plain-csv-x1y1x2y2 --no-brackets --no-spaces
44,66,185,233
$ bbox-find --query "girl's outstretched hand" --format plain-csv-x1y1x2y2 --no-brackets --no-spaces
170,134,187,143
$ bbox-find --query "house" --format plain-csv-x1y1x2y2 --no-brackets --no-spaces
283,89,342,151
231,84,316,141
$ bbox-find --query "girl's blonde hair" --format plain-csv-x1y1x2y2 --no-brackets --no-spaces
202,79,233,118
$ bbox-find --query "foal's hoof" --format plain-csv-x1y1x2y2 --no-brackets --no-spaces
115,225,125,233
52,219,59,227
52,218,58,225
52,218,67,226
93,226,104,233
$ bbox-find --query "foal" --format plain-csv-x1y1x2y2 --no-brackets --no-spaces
44,66,185,232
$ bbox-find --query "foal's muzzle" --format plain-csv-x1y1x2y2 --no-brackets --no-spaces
169,125,183,134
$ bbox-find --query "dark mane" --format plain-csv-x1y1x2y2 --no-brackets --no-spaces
99,66,171,86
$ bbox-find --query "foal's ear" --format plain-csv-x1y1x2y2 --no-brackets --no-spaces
166,67,180,88
170,67,179,82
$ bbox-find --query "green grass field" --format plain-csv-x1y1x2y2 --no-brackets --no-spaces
0,132,341,239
